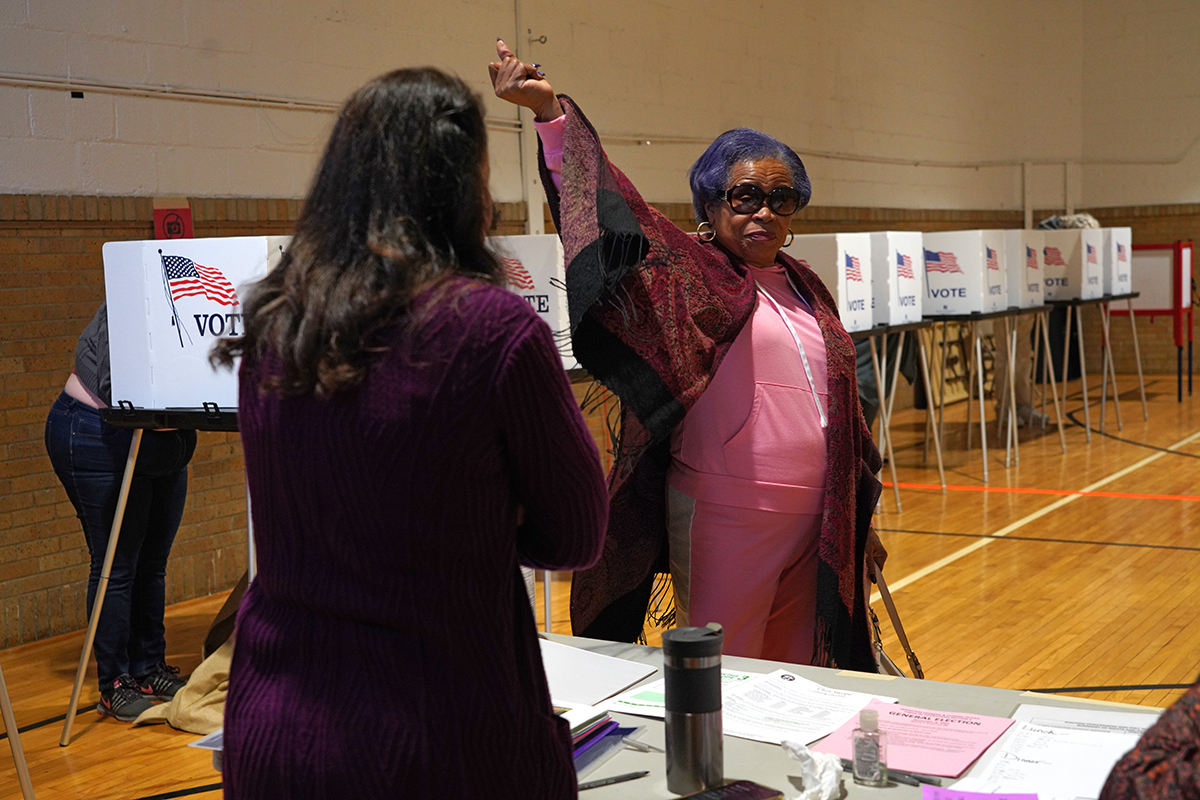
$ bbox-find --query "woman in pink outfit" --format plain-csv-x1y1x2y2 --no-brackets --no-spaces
491,41,887,668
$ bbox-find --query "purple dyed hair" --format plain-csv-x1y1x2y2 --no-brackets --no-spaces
687,128,811,223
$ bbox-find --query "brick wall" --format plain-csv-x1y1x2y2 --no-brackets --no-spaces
1,194,1194,648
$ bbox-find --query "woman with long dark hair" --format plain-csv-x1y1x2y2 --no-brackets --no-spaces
214,68,607,799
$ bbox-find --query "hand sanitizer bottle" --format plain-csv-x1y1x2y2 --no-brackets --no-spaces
851,709,888,787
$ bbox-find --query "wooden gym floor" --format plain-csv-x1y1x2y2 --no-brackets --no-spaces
2,372,1198,798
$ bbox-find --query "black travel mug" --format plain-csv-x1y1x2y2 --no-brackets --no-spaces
662,625,724,794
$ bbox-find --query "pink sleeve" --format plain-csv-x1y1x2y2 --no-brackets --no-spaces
534,115,565,192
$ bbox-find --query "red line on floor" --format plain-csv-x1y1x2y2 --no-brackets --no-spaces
883,482,1200,502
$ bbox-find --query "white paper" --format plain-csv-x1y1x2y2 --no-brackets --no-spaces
604,669,763,719
538,639,657,706
188,728,224,751
721,669,897,746
956,704,1159,799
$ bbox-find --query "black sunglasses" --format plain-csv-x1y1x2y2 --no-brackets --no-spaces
722,183,803,216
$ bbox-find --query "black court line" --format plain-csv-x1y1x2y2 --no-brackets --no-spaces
876,527,1200,553
0,706,92,742
1065,407,1200,458
1029,683,1193,694
133,783,222,800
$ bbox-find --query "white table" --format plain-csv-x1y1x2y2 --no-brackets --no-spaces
554,633,1160,798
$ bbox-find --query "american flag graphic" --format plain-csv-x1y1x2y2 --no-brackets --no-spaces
1026,246,1039,271
896,251,915,280
924,249,962,274
844,252,864,282
1117,243,1128,263
986,247,999,271
499,255,536,290
1044,247,1067,267
162,255,238,306
1086,244,1098,265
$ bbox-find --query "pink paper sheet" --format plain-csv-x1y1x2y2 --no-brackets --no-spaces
811,699,1014,777
922,788,1037,800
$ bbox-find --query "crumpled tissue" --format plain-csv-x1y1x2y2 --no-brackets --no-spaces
781,740,843,800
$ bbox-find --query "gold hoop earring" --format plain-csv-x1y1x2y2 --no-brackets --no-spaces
784,230,795,247
696,221,716,242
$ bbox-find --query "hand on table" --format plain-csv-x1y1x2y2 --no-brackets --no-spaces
489,38,562,122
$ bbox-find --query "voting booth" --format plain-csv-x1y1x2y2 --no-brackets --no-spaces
783,233,874,332
922,230,1007,315
1002,230,1045,309
105,233,577,404
103,236,287,410
1102,227,1133,296
485,234,577,370
1041,229,1104,301
869,231,924,325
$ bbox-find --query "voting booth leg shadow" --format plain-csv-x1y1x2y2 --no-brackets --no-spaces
60,430,143,747
0,659,37,799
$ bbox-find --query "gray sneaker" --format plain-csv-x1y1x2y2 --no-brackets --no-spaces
96,674,155,722
1016,405,1050,428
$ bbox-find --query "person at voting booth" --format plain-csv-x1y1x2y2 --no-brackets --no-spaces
212,68,607,799
44,303,196,722
490,41,886,669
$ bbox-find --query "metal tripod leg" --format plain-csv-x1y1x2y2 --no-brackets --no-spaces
60,429,143,747
870,336,901,512
0,660,36,798
1127,298,1149,420
917,330,947,491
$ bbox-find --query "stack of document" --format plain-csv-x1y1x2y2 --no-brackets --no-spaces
607,668,897,747
951,704,1159,798
556,703,635,777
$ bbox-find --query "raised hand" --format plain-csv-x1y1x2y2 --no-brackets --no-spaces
488,38,562,122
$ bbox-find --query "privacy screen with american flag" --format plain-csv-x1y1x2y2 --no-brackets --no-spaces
896,251,915,279
924,249,962,274
844,252,864,282
499,255,537,290
162,255,239,306
1044,247,1067,267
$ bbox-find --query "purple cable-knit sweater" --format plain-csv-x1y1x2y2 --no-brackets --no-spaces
223,279,608,799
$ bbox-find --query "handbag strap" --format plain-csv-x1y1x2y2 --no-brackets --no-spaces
870,560,924,679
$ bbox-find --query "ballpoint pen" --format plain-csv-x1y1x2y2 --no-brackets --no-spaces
839,759,942,786
578,770,651,791
622,736,665,753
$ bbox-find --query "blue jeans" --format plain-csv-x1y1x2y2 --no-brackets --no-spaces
45,394,196,689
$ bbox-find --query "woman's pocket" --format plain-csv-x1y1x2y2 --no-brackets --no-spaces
722,382,827,486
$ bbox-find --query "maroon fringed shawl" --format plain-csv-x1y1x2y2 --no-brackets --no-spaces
542,97,882,671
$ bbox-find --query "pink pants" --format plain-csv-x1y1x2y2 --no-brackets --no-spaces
667,486,822,664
